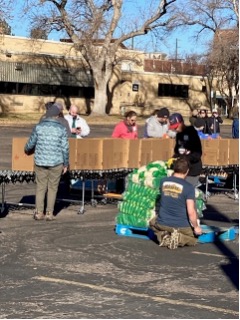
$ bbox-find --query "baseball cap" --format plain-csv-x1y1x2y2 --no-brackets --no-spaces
46,104,61,118
55,102,64,111
169,113,184,130
157,107,170,118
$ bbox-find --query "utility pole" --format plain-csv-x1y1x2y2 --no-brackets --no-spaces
175,38,178,61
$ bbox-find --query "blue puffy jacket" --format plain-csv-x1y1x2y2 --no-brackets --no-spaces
25,118,69,167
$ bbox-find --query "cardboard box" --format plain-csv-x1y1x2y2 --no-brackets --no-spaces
218,139,229,166
12,137,34,171
152,138,175,162
128,139,140,168
229,139,239,165
68,138,77,170
139,139,153,166
102,138,129,169
75,138,103,170
202,139,229,166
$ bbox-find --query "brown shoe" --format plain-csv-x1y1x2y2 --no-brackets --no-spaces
33,212,45,220
46,212,54,221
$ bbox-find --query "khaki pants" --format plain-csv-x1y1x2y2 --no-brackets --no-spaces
150,216,197,247
35,164,63,213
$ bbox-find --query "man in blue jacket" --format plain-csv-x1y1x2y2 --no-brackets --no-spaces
25,104,69,221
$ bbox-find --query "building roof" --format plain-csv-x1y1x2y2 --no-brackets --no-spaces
144,59,206,76
60,38,128,49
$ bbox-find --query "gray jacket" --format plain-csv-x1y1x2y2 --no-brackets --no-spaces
146,116,169,138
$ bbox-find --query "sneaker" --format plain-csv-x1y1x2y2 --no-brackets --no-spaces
159,231,171,247
46,212,54,221
33,212,45,220
168,229,180,250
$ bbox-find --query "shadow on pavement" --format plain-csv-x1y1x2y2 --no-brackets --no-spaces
201,203,239,290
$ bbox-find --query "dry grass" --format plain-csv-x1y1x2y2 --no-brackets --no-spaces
0,112,146,125
0,112,232,125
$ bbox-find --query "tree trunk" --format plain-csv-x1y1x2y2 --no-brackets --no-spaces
91,74,109,115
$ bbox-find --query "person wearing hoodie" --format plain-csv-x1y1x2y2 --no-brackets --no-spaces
146,107,170,138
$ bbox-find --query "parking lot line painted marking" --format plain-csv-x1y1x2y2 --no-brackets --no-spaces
35,276,238,316
192,251,239,259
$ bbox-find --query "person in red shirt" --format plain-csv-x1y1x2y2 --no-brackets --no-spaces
112,111,138,139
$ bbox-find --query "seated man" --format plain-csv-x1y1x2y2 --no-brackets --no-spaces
150,158,202,249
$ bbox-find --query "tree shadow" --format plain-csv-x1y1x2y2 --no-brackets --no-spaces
200,203,239,290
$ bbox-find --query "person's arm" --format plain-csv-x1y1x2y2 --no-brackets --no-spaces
62,128,69,171
186,199,202,235
217,116,223,124
24,127,37,154
77,118,90,137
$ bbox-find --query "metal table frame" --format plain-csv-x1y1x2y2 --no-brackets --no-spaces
0,169,132,215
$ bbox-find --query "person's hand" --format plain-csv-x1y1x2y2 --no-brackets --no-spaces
71,128,77,134
62,166,68,174
194,226,202,235
76,127,82,134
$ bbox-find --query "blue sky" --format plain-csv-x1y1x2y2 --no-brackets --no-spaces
8,1,213,59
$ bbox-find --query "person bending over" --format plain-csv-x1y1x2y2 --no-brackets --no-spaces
150,158,202,249
169,113,202,187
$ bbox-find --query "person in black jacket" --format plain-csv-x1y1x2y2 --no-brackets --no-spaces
208,109,223,134
169,113,202,187
194,108,212,134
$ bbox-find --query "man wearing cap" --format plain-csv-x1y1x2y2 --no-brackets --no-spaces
25,104,69,221
169,113,202,187
146,107,170,138
208,108,223,134
40,102,71,137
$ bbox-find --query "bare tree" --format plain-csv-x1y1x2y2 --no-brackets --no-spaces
206,29,239,116
166,0,239,113
20,0,176,115
0,0,14,34
167,0,238,35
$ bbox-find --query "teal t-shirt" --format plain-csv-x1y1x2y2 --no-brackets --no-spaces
157,176,195,228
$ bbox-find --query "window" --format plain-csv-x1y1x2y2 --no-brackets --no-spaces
0,81,94,99
202,86,207,93
158,83,189,98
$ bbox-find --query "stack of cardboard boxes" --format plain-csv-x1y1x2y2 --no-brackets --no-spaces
12,137,239,172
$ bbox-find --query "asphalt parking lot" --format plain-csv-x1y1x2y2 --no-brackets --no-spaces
0,124,239,319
